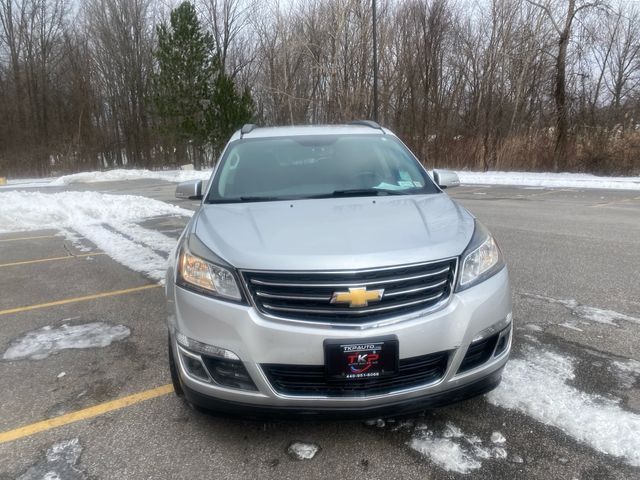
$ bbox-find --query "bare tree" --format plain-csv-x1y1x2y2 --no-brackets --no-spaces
525,0,606,170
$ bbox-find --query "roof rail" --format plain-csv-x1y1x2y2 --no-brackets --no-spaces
348,120,384,131
240,123,256,138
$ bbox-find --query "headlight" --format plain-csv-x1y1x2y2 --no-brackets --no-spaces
457,220,505,291
177,248,242,301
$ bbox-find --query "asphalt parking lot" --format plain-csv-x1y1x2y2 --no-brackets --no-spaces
0,181,639,479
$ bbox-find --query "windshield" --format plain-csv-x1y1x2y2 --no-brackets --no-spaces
206,134,439,203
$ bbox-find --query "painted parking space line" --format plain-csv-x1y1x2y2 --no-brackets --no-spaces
0,284,162,317
0,252,106,268
0,384,174,445
0,234,58,243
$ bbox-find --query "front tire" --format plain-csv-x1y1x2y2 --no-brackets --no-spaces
168,333,184,397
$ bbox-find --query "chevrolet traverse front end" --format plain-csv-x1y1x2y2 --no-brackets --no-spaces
166,122,512,416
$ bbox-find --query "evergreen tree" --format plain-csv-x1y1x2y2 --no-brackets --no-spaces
209,68,255,147
153,2,213,169
153,1,253,169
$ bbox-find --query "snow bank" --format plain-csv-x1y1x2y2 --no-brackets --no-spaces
7,168,640,191
456,171,640,190
487,346,640,467
0,190,192,281
0,190,192,232
1,177,54,189
50,168,212,185
3,323,130,361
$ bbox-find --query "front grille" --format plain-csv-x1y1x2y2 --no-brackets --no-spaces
262,351,450,397
241,258,457,324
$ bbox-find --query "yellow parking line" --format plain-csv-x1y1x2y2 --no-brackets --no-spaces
0,234,58,243
0,284,162,317
0,252,106,268
0,384,174,444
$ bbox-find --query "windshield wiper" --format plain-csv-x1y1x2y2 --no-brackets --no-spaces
207,196,284,203
313,188,407,198
208,189,411,203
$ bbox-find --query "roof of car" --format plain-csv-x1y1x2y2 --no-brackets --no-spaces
230,124,395,141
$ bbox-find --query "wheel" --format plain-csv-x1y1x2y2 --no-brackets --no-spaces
168,333,184,397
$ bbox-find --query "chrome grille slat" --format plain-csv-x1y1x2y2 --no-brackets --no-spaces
383,278,448,297
256,291,332,301
241,258,457,324
248,266,450,288
262,292,444,315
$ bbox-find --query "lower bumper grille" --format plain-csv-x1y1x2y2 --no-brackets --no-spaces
262,351,450,397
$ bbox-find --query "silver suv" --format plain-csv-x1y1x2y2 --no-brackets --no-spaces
166,122,512,417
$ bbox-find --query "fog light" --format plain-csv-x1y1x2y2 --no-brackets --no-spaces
179,349,210,382
201,356,258,391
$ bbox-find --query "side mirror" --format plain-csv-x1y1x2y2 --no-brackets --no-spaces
175,180,203,200
433,169,460,189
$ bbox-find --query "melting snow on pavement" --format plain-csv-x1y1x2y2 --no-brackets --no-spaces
456,171,640,190
287,442,320,460
409,423,508,474
487,345,640,467
521,293,640,327
611,359,640,389
16,438,86,480
0,190,193,281
3,322,131,361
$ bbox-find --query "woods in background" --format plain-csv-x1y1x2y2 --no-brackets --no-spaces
0,0,639,176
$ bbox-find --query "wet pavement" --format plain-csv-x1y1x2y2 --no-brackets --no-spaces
0,181,638,479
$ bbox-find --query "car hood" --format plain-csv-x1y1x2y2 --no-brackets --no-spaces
194,194,474,271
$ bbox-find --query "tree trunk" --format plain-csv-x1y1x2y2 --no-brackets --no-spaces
553,0,575,172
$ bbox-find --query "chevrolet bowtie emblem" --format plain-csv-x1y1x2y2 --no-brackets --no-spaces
330,287,384,308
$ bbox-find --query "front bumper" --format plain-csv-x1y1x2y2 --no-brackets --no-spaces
180,366,504,418
167,267,512,413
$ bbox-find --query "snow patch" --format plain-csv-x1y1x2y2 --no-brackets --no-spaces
3,322,130,361
287,441,320,460
75,224,169,281
521,293,640,327
456,171,640,191
50,168,212,185
611,359,640,388
410,435,481,474
409,422,507,474
0,190,192,281
17,438,85,480
613,359,640,376
524,324,543,332
487,346,640,467
559,322,584,332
